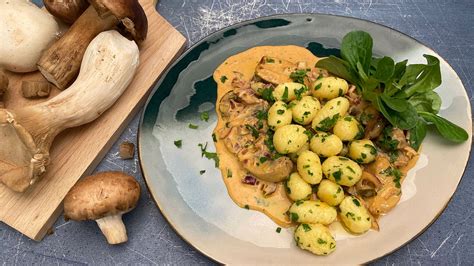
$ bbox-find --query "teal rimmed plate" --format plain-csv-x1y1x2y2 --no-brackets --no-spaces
138,14,471,264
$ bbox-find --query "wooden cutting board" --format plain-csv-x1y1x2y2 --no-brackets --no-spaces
0,0,186,241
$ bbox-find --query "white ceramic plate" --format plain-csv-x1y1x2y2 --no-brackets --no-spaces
138,14,472,264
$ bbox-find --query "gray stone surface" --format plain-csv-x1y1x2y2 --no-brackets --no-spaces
1,0,473,264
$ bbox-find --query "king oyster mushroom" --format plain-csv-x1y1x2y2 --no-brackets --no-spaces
64,171,140,245
0,0,60,73
38,0,148,89
0,30,140,192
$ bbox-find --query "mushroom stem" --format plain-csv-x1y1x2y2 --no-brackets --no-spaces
95,214,128,245
38,5,118,89
0,31,139,192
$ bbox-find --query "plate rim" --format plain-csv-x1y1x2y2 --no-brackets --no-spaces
138,12,472,264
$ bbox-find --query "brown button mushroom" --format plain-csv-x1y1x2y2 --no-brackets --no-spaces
44,0,89,24
64,171,140,245
38,0,148,90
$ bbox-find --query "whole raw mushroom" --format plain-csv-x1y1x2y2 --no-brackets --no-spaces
0,0,60,72
64,171,140,244
38,0,148,89
0,30,139,192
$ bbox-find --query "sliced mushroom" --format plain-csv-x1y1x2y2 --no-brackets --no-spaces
255,56,296,85
44,0,89,24
38,0,148,89
64,171,140,244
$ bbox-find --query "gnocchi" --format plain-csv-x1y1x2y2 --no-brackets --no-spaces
273,124,308,154
288,142,309,162
312,76,349,100
294,223,336,256
273,82,309,102
339,196,372,234
289,200,337,225
317,180,344,206
311,97,350,131
310,132,343,157
291,96,321,125
286,172,312,201
296,150,322,184
349,139,377,164
322,156,362,186
333,115,363,141
267,101,292,129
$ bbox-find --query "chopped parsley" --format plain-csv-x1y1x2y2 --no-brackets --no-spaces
317,238,327,245
314,83,322,90
258,87,275,103
199,170,206,175
281,86,289,102
173,140,182,148
212,133,217,142
244,204,250,210
259,157,268,163
220,75,228,83
295,199,304,206
290,212,299,222
188,123,199,129
364,144,377,155
265,57,275,63
303,129,314,139
294,85,307,100
227,168,233,178
382,167,402,188
276,227,282,233
352,198,361,206
198,142,219,167
302,224,312,232
332,169,342,182
277,109,285,115
315,114,339,131
200,111,209,122
245,124,260,138
290,69,308,84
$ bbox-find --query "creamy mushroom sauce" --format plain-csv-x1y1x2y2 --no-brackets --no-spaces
212,45,419,229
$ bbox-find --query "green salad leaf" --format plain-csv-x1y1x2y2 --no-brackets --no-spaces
316,30,468,148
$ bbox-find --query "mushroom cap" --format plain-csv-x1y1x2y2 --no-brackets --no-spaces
64,171,140,221
89,0,148,43
44,0,89,24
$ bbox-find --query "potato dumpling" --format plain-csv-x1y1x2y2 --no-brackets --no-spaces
294,223,336,256
349,139,377,164
288,142,309,162
273,82,309,102
317,179,344,206
291,96,320,125
297,150,322,184
286,172,312,201
267,100,292,129
289,200,337,225
273,124,308,154
339,196,372,234
333,115,363,141
310,132,343,157
312,76,349,100
311,97,350,131
322,156,362,186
